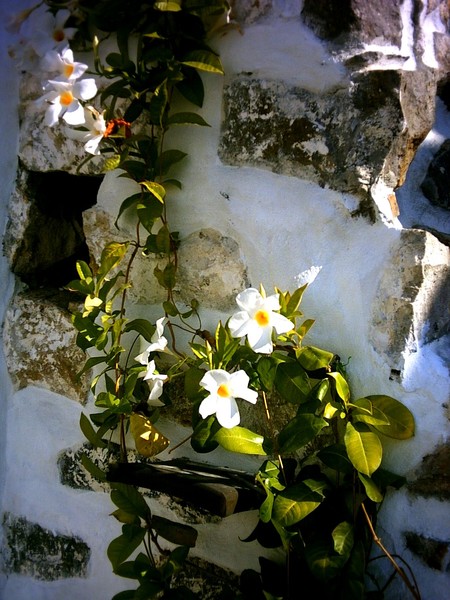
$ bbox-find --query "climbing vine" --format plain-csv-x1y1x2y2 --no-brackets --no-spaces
9,2,421,599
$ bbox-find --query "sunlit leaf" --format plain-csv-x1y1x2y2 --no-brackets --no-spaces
130,413,170,457
295,346,334,371
79,412,107,448
154,0,182,11
357,472,383,502
272,482,323,527
328,371,350,403
344,422,382,476
182,50,224,74
139,180,166,203
214,426,266,455
366,395,415,439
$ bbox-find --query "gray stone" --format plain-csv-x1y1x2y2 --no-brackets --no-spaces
177,228,250,311
421,139,450,210
404,531,450,572
408,444,450,502
370,229,450,371
229,0,272,25
219,73,419,218
3,291,91,403
1,513,90,580
301,0,402,46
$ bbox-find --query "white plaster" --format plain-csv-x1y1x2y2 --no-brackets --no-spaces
420,1,446,69
1,2,449,599
217,20,347,91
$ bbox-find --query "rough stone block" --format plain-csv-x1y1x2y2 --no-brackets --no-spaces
404,531,449,571
2,513,90,580
3,291,91,403
408,444,450,502
219,73,412,216
177,228,250,311
370,229,450,371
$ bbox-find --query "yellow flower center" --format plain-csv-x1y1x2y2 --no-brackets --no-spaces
254,309,270,327
217,383,231,398
53,29,65,42
60,90,74,106
63,64,74,78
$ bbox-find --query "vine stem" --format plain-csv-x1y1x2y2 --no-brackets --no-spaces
116,222,141,462
361,502,421,600
261,391,287,485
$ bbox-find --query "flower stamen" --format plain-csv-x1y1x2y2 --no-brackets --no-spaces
217,383,231,398
254,309,270,327
60,90,74,105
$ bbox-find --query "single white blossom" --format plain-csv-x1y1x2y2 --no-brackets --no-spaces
135,318,168,365
141,359,167,406
26,8,77,57
199,369,258,429
66,106,106,155
295,265,322,287
228,288,294,354
41,46,88,81
38,78,97,126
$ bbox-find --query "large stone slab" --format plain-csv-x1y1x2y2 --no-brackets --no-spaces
3,291,90,403
370,229,450,371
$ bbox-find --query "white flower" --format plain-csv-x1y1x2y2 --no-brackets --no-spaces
26,8,77,57
41,46,88,81
228,288,294,354
295,265,322,287
135,318,168,365
66,106,106,155
142,359,168,407
38,78,97,126
199,369,258,429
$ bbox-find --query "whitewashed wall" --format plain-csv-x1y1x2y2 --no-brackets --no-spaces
0,1,449,598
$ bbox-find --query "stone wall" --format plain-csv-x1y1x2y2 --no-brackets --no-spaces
0,0,449,598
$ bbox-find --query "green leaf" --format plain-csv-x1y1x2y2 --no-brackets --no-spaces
153,263,176,290
275,361,310,403
104,155,121,171
124,319,156,342
214,426,266,455
366,395,415,439
107,525,146,570
332,521,354,558
152,515,197,547
79,413,107,448
257,356,281,392
137,200,163,234
76,260,92,280
112,591,137,600
259,491,274,523
98,242,129,283
182,50,224,74
328,371,350,403
177,68,204,107
167,112,211,127
156,149,187,175
114,193,141,227
317,443,353,474
191,416,220,453
344,422,382,476
110,483,150,519
110,509,140,526
305,539,343,582
296,346,334,371
357,473,383,502
156,225,171,254
351,397,390,427
80,452,106,481
277,414,328,454
272,482,323,527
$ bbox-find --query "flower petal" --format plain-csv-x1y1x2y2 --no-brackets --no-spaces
271,312,294,335
62,101,85,125
235,288,263,313
74,78,97,100
216,397,240,428
199,394,218,419
247,324,273,354
228,311,253,338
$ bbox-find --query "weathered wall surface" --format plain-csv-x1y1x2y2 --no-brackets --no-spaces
0,0,449,598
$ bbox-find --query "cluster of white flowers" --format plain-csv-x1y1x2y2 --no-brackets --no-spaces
8,6,106,155
135,318,169,407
